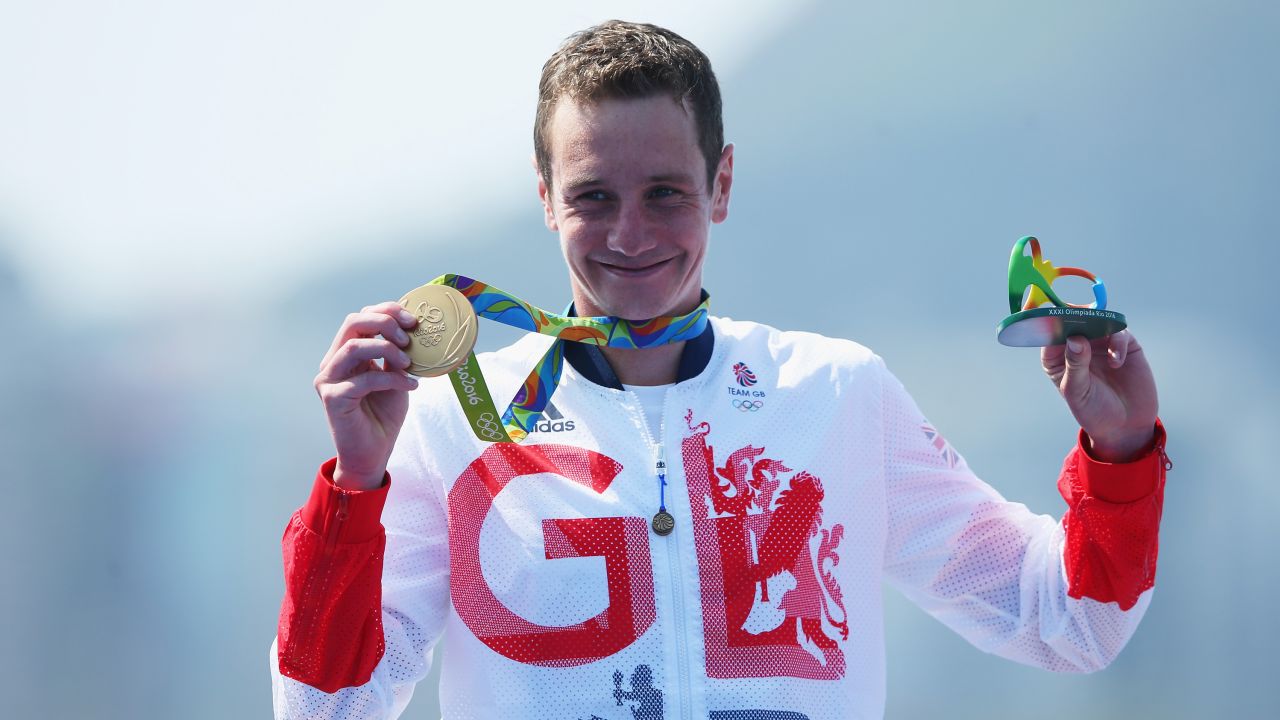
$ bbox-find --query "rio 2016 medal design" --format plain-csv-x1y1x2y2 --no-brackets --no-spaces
397,284,478,377
997,236,1127,347
400,274,709,444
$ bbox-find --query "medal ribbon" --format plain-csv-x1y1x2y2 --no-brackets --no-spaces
427,274,709,443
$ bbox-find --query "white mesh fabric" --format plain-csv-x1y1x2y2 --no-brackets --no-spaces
271,318,1153,719
878,364,1151,672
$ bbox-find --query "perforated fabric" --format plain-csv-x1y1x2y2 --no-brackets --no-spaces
622,383,673,442
271,316,1165,719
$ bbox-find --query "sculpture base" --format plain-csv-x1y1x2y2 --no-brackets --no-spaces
997,307,1127,347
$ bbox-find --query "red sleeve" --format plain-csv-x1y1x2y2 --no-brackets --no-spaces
277,458,391,693
1058,420,1169,611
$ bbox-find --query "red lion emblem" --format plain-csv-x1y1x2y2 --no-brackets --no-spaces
684,411,849,679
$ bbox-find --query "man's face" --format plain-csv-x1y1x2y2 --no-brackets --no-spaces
538,95,733,321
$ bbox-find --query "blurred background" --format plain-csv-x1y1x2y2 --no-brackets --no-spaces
2,0,1276,717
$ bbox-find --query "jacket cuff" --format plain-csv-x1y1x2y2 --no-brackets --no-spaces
1075,419,1168,504
298,458,391,544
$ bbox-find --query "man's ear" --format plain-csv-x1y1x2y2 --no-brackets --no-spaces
711,143,734,224
533,153,559,232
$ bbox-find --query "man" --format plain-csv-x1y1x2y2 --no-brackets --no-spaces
272,20,1166,719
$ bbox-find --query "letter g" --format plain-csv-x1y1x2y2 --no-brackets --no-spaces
448,443,656,665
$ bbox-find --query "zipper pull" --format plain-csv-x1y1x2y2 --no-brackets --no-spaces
652,444,674,536
325,491,351,553
1158,440,1173,472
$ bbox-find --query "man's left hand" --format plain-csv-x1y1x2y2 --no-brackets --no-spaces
1041,330,1159,463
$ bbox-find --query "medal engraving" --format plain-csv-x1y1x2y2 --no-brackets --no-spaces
397,284,478,377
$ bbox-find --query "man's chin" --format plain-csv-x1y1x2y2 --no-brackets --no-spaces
607,307,661,323
577,280,700,322
604,293,704,323
579,291,655,321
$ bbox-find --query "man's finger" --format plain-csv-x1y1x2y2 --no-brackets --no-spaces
1061,335,1092,403
328,370,420,403
321,310,414,369
318,370,419,413
363,300,419,326
1106,330,1131,368
319,338,411,384
1041,343,1066,381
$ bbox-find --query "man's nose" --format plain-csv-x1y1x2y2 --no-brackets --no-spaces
605,201,657,257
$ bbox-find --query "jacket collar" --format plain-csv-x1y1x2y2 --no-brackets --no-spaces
561,294,715,390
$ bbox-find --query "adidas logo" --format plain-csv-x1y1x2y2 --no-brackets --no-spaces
531,401,576,433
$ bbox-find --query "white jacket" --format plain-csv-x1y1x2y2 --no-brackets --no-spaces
271,316,1166,719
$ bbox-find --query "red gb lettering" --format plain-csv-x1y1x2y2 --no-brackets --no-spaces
449,443,656,665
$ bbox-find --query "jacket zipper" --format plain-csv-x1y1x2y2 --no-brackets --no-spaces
667,522,693,719
324,491,350,554
654,442,693,719
631,388,693,719
1157,438,1173,472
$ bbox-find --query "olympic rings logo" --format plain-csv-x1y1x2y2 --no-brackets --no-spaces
474,412,507,441
732,399,763,412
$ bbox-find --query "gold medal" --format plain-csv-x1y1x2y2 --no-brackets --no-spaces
397,283,478,377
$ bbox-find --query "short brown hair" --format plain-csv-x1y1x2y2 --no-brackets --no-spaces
534,20,724,191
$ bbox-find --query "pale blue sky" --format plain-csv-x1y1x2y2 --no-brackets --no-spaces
0,0,806,320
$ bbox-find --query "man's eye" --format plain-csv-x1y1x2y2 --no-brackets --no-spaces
649,187,679,199
577,190,609,202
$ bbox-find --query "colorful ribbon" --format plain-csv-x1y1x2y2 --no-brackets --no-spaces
427,274,710,443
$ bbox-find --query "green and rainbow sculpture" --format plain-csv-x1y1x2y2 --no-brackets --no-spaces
997,236,1126,347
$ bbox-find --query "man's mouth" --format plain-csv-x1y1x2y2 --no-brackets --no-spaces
599,257,673,277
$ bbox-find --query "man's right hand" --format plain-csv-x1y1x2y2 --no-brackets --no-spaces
314,302,421,491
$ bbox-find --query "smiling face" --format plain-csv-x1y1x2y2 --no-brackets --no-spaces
538,95,733,322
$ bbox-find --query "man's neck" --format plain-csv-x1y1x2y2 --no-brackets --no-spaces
601,343,684,386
